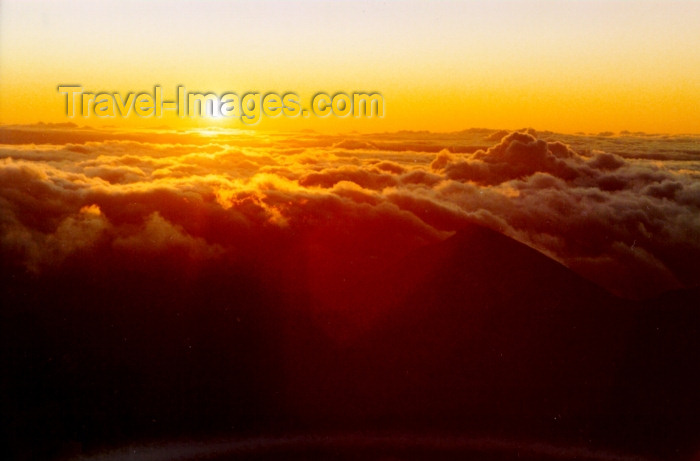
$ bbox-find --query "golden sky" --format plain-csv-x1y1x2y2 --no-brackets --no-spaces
1,0,699,133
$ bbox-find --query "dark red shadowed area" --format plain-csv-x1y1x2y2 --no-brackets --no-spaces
2,222,699,460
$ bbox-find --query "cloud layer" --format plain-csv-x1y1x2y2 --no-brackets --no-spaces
1,124,699,298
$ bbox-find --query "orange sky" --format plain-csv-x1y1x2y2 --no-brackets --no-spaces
1,0,699,133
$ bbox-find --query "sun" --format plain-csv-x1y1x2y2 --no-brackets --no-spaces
205,97,224,119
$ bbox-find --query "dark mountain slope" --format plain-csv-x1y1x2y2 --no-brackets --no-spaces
2,224,698,459
277,224,697,457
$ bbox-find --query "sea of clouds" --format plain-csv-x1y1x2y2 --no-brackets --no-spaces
1,124,699,299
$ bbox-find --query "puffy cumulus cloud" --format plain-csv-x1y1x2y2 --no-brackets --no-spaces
2,203,109,271
1,124,700,298
431,132,586,185
414,131,700,297
299,165,399,190
112,211,224,260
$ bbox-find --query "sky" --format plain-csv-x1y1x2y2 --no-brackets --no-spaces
1,0,700,133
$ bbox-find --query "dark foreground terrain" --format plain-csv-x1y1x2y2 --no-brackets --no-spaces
2,224,699,460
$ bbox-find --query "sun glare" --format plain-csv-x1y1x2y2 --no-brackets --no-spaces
197,128,224,137
206,97,223,119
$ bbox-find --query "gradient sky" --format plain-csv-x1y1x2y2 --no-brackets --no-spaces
1,0,699,133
